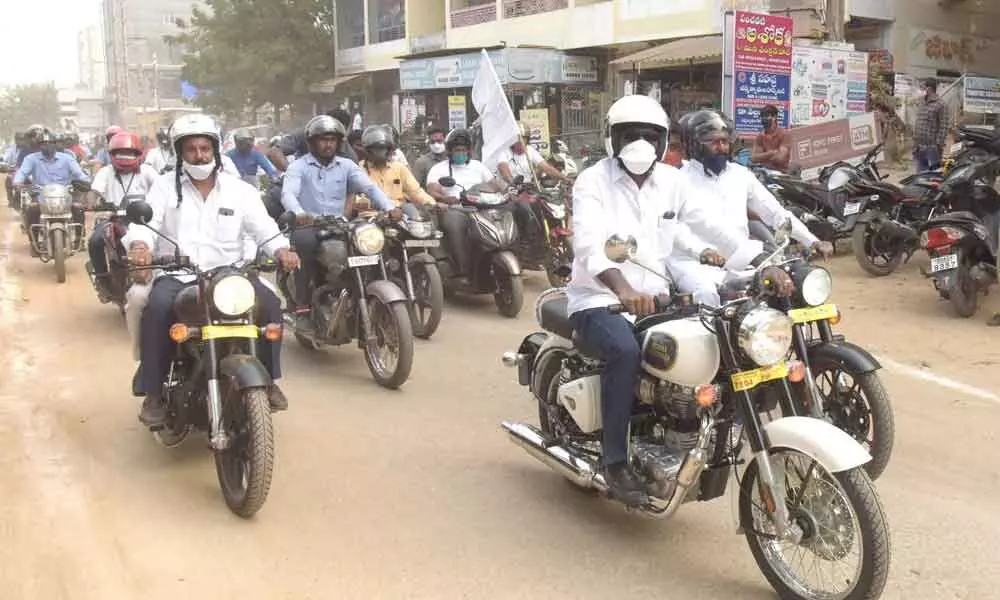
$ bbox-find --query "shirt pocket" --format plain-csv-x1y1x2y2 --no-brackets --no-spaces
654,212,678,257
215,211,242,239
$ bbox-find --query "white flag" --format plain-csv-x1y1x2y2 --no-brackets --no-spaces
471,49,520,171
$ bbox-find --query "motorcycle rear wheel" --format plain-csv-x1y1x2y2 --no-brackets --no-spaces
364,298,414,389
215,387,274,518
851,222,903,277
948,263,979,318
52,229,67,283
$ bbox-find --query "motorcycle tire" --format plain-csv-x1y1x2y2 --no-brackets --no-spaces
851,222,903,277
949,263,979,318
409,262,444,340
214,387,274,518
52,229,67,283
364,298,414,389
494,274,523,318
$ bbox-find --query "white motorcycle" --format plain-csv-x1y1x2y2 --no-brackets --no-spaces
500,225,890,600
27,182,89,283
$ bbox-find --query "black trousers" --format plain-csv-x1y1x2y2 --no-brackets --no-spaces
290,228,347,308
138,276,283,395
439,208,470,275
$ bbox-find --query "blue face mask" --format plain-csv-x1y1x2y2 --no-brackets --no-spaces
451,152,469,165
702,154,729,175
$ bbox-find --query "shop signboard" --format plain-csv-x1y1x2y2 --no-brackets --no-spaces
787,113,881,180
790,44,869,126
724,10,794,136
448,96,467,130
964,76,1000,114
518,108,551,155
399,49,599,90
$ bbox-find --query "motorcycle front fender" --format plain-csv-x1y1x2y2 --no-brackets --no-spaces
492,249,522,276
219,353,272,391
407,251,437,267
807,339,881,374
46,220,67,232
365,278,408,304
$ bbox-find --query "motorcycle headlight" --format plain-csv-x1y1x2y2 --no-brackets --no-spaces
212,275,256,316
406,220,434,239
353,223,385,255
797,266,832,306
547,202,566,220
737,307,794,367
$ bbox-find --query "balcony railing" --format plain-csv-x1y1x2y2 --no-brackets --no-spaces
502,0,568,19
450,3,498,28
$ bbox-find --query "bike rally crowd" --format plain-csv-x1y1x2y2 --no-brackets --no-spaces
2,72,998,599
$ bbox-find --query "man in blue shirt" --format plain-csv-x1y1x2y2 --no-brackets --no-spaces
226,132,279,188
281,114,397,330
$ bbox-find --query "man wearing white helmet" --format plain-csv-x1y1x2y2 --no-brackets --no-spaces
124,113,301,427
565,94,792,505
667,109,832,307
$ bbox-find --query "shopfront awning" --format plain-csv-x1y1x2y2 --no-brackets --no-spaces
309,74,363,94
610,35,723,69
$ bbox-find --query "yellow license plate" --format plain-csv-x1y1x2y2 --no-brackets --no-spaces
731,363,789,392
787,303,837,324
201,324,259,340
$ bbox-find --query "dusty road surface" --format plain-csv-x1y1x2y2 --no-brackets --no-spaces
1,204,999,600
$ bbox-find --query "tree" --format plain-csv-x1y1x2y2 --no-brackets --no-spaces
168,0,335,123
0,83,61,140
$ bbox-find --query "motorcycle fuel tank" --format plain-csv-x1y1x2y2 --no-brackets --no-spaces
639,317,720,387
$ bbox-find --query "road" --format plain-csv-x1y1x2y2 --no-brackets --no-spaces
1,205,998,600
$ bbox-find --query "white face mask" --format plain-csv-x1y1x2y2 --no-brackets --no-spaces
618,139,658,175
428,142,445,155
183,159,216,181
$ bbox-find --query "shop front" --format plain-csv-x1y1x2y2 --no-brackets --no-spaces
396,47,604,156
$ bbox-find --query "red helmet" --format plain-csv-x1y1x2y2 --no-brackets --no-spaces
109,132,143,172
105,125,123,142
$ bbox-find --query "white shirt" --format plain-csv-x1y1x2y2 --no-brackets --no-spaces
566,158,763,315
122,171,288,282
92,164,159,207
426,159,495,198
496,146,545,180
670,160,818,263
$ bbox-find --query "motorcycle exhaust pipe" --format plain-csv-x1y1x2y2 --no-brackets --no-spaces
501,421,608,492
873,218,918,243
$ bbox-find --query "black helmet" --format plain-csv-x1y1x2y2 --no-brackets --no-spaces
305,115,346,140
381,123,400,147
445,128,472,151
361,125,392,149
680,109,734,163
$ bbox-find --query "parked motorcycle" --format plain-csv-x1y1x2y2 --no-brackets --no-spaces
757,167,869,244
501,229,890,600
278,213,414,389
918,157,1000,317
382,211,445,339
125,200,285,518
433,178,523,318
25,181,90,283
511,180,574,288
85,193,145,315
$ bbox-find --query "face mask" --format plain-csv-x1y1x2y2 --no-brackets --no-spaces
428,142,445,155
183,159,217,181
451,152,469,165
702,154,729,176
41,144,57,158
618,139,658,175
512,142,525,154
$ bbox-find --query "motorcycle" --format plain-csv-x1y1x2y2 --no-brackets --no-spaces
85,193,145,315
756,167,868,244
511,179,574,289
500,227,890,600
124,200,286,518
278,213,414,389
433,178,523,318
917,157,1000,317
26,181,90,283
382,211,446,339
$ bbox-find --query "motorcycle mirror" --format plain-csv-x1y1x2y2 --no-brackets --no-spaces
604,235,638,263
126,200,154,225
276,210,297,230
438,176,456,188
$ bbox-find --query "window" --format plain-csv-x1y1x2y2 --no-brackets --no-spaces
337,0,367,48
368,0,405,44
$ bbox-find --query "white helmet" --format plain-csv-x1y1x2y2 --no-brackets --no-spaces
603,94,670,161
170,113,221,151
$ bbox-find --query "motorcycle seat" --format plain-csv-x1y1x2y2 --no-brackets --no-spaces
537,294,602,358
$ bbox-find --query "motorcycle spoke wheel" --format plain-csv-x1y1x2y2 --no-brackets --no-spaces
364,299,414,389
214,388,274,518
740,450,890,600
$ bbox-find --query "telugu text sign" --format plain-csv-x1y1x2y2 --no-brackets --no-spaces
964,76,1000,114
730,10,793,136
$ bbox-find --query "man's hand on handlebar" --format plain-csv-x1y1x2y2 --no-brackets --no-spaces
388,207,404,222
699,248,726,267
128,241,153,283
295,213,314,226
275,247,300,271
617,286,657,317
810,240,834,261
761,266,795,298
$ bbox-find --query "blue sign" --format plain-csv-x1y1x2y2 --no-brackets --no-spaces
734,70,791,134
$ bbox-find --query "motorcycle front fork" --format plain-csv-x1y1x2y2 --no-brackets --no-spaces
792,324,827,418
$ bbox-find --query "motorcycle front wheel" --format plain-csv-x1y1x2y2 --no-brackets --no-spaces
494,272,523,318
740,449,890,600
364,297,414,389
851,221,903,277
215,387,275,518
52,229,67,283
409,262,444,339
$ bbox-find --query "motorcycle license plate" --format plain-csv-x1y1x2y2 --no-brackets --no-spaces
347,255,380,267
788,303,838,324
201,324,259,340
731,363,789,392
843,201,861,216
404,239,440,248
930,253,959,273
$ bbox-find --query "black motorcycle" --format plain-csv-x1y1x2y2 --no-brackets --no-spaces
511,179,574,288
382,211,445,339
125,200,286,518
85,193,146,316
278,213,414,389
434,178,523,318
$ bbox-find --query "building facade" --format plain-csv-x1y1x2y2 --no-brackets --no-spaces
78,24,106,94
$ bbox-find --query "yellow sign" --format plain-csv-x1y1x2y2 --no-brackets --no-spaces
518,108,551,156
447,96,467,130
788,303,838,324
201,324,260,341
731,362,789,392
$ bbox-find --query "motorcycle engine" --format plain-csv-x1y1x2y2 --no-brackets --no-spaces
637,375,703,452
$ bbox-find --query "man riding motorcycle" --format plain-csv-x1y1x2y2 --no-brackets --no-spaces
425,128,506,277
125,113,301,427
359,125,435,218
496,122,569,186
143,127,174,174
411,127,448,188
667,109,833,306
226,131,279,189
567,94,792,505
12,129,90,254
280,114,396,333
93,125,124,168
86,131,159,299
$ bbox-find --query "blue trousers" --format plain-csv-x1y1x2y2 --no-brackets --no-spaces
914,146,942,173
